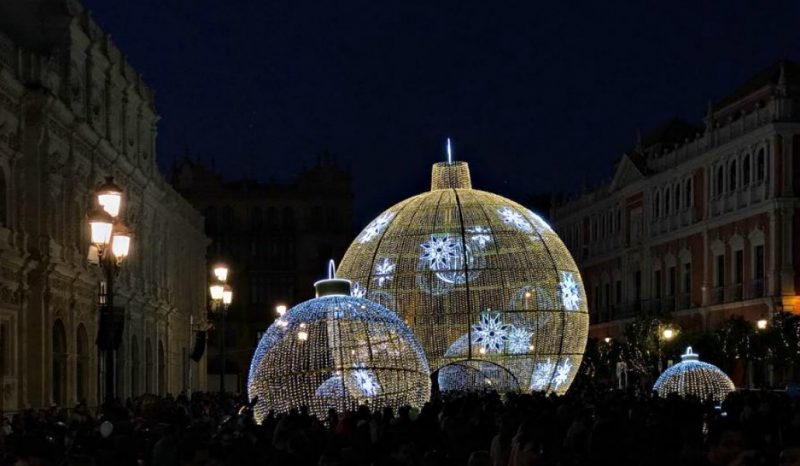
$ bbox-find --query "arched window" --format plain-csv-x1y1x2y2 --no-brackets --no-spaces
674,185,680,211
653,191,661,217
664,187,671,215
684,179,692,208
742,154,751,186
715,165,724,196
158,341,166,396
729,160,737,192
145,338,153,394
76,324,88,402
52,319,67,405
756,148,766,181
131,337,140,396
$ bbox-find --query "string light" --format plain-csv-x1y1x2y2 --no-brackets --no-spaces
653,347,735,403
247,269,431,421
338,160,589,395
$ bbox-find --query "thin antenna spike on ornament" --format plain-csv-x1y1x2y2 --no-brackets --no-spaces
328,259,336,279
446,137,452,163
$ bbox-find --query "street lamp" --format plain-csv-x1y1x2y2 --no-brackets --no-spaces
88,177,131,406
756,318,768,330
276,304,287,317
657,326,676,373
209,267,232,393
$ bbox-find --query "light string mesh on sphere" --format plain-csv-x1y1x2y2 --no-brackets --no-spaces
247,268,431,422
653,347,735,403
337,160,590,394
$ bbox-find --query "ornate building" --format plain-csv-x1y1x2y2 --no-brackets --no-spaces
172,153,353,391
551,61,800,354
0,0,208,411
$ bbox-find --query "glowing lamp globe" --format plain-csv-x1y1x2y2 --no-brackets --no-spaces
247,266,431,421
653,347,735,403
337,159,589,394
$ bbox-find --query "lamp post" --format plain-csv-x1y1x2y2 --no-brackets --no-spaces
657,326,675,373
88,177,131,406
209,265,232,393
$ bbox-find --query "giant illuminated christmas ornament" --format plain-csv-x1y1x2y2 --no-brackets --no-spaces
337,142,589,394
247,262,431,421
653,347,735,403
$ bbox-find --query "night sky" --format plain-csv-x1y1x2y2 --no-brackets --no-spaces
82,0,800,224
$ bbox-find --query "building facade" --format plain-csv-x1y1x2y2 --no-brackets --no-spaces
551,62,800,345
0,0,208,411
173,154,353,392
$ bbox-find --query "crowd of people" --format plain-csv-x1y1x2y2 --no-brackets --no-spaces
2,384,800,466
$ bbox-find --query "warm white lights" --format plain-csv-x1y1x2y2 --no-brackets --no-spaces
89,208,113,246
209,282,224,301
111,227,131,259
604,337,612,344
757,319,768,330
653,347,735,403
247,278,431,421
276,304,287,316
222,287,233,305
662,328,675,340
213,265,229,283
337,160,588,395
96,177,123,218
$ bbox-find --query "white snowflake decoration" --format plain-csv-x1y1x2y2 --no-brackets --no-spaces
351,282,366,298
420,235,460,270
497,207,533,233
553,359,573,388
558,271,582,311
472,313,511,354
357,211,395,244
374,258,396,287
507,326,532,354
466,226,492,249
530,359,555,391
350,364,380,397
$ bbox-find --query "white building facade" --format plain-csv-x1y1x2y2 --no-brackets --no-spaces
0,0,208,411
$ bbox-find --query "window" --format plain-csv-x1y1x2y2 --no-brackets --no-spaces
653,191,661,217
729,160,737,192
716,255,725,287
756,148,766,181
674,186,680,212
754,245,765,280
664,187,671,214
684,179,692,208
634,271,642,302
682,262,691,294
76,324,88,401
715,165,724,196
654,270,662,299
668,266,676,296
742,154,751,186
615,280,622,304
734,250,743,285
604,283,610,310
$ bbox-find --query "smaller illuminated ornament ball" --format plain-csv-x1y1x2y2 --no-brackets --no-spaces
653,347,735,403
247,261,431,422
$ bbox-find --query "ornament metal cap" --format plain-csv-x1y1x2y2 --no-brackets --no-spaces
314,259,352,297
680,346,699,361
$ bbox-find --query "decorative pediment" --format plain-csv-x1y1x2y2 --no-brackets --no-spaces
609,154,646,192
